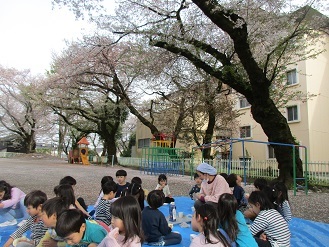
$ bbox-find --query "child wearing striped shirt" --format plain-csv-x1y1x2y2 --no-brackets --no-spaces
3,190,48,247
248,191,291,247
95,181,118,226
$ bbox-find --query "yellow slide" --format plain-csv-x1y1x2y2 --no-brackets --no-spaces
80,148,90,165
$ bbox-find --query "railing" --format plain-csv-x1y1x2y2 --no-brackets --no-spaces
118,157,329,185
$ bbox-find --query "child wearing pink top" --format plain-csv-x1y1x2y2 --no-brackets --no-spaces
98,196,143,247
0,180,28,227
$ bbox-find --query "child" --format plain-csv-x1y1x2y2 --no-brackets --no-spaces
226,174,248,209
155,174,174,203
142,190,181,246
0,180,28,227
95,180,118,226
59,176,90,218
94,176,114,208
244,178,268,221
98,195,144,247
115,170,130,198
54,184,76,209
55,209,107,246
189,173,202,200
217,193,258,247
190,204,230,247
273,182,292,223
248,191,290,247
38,197,68,247
3,190,48,247
253,178,268,191
122,181,145,210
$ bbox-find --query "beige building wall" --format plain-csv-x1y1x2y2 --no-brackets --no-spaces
232,36,329,162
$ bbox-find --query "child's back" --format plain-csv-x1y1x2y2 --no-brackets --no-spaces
142,190,181,246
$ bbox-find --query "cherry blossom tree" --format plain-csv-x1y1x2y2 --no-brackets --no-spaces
0,66,52,153
53,0,328,182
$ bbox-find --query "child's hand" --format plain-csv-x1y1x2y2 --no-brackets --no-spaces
260,233,267,241
109,227,120,239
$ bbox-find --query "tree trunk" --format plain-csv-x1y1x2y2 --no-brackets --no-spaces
251,99,303,184
106,135,118,165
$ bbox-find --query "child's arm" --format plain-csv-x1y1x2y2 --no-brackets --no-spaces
3,237,14,247
75,199,90,217
97,228,121,247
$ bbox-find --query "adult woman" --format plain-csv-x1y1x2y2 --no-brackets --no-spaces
194,163,231,210
0,180,28,227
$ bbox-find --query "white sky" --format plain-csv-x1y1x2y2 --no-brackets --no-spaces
0,0,99,75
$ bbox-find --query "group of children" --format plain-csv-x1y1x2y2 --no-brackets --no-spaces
0,164,292,247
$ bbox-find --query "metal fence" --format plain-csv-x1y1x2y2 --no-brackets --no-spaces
118,157,329,185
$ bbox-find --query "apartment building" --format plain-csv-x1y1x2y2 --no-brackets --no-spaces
232,35,329,162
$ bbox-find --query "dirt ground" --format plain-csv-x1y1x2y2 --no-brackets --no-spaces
1,154,328,224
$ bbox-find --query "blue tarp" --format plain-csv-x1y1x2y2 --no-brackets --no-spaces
1,197,328,247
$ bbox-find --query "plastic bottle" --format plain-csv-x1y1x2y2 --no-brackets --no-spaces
169,202,177,222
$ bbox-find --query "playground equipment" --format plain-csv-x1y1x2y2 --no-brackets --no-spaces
68,137,90,165
192,138,308,195
140,133,184,176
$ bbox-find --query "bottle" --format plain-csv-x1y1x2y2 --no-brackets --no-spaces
169,202,177,222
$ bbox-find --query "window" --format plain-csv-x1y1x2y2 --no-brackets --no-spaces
239,126,251,138
286,105,299,122
137,138,150,148
239,97,250,108
286,69,297,85
268,145,276,159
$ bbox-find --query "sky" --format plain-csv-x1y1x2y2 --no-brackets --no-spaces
0,0,99,75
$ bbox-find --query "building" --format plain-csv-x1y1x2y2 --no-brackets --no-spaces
232,34,329,162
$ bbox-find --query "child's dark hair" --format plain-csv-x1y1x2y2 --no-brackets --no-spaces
273,182,289,204
261,186,277,206
101,176,113,186
0,180,13,200
55,209,85,238
131,176,142,185
196,204,230,247
24,190,47,208
42,197,69,217
59,176,77,186
220,173,228,180
193,173,200,179
158,174,167,184
226,173,238,187
54,184,75,208
116,169,127,177
102,181,118,195
147,190,165,209
123,182,145,210
217,193,239,242
110,196,144,244
254,178,268,191
248,191,274,210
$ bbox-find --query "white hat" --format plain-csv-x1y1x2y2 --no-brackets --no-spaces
196,162,217,175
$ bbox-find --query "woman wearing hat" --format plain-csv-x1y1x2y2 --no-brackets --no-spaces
194,163,231,210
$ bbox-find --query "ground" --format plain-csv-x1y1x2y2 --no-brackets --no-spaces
1,154,328,223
